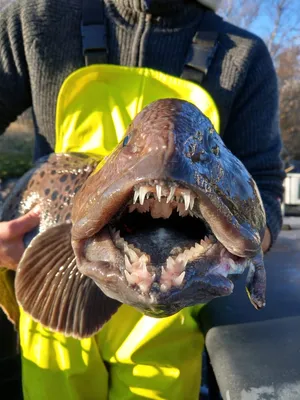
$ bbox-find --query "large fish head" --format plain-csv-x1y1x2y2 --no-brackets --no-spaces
71,98,266,317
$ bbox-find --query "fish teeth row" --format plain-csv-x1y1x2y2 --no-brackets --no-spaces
112,228,215,294
112,229,153,293
160,254,187,292
113,230,147,259
133,185,196,211
124,257,155,294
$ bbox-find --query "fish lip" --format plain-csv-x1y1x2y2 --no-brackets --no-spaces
141,273,235,317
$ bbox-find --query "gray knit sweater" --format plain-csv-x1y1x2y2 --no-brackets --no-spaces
0,0,285,246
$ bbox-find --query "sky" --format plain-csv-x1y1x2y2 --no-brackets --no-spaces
229,0,300,46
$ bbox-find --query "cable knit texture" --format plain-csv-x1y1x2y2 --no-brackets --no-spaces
0,0,285,246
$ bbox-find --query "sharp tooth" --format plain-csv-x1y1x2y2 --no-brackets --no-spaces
127,247,139,263
190,196,195,210
175,254,186,263
124,270,136,285
200,239,207,247
138,281,151,293
175,254,188,272
124,255,133,272
167,186,176,203
183,192,190,211
130,260,140,272
156,185,162,202
139,186,148,205
140,260,148,275
124,243,140,262
133,189,139,204
166,256,175,271
183,249,191,258
139,254,149,264
195,243,204,253
173,271,185,286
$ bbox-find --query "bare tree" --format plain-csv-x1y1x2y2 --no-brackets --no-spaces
218,0,300,65
280,79,300,161
218,0,262,30
265,0,300,62
276,45,300,86
218,0,300,161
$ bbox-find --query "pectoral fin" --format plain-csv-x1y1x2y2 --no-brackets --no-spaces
15,223,121,338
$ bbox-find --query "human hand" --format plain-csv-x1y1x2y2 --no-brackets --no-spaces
0,205,40,270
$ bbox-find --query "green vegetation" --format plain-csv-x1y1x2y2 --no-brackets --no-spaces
0,129,34,179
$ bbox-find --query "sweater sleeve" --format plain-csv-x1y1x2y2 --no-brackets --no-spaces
0,1,32,134
222,38,285,249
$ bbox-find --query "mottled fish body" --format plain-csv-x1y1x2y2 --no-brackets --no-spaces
1,99,266,338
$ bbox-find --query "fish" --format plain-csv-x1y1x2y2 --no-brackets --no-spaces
0,98,266,339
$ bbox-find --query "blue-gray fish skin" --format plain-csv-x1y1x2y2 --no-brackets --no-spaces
1,99,266,338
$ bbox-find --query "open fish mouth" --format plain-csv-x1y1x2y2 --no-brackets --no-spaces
81,178,250,316
110,180,244,293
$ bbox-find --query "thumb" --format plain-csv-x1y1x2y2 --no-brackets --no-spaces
8,205,41,237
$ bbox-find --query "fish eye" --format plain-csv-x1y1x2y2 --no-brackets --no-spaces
123,135,130,147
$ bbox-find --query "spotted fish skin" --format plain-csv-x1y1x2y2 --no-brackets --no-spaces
1,153,98,233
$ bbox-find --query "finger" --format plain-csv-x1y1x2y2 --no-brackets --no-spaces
8,205,41,237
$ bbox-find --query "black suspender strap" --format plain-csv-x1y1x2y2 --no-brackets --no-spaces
81,0,107,65
182,11,223,84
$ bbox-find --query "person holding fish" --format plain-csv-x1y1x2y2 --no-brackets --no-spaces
0,0,285,399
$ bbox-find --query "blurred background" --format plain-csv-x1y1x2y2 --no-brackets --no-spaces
0,0,300,211
218,0,300,214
